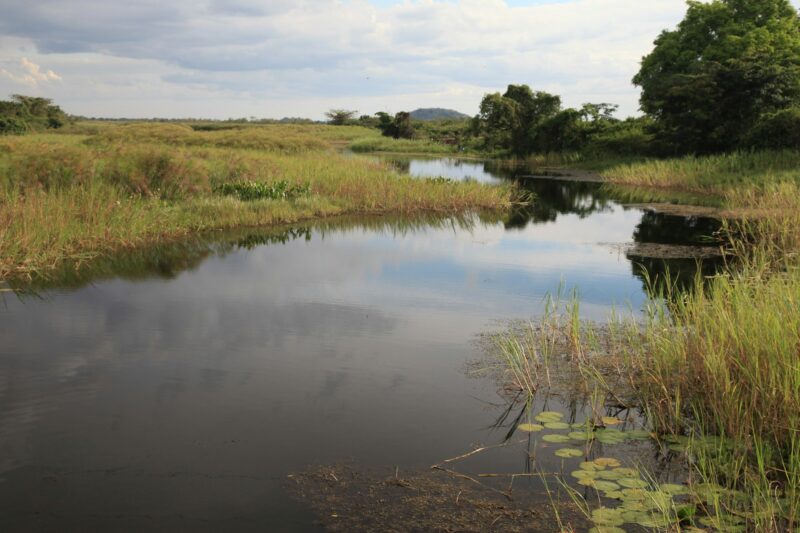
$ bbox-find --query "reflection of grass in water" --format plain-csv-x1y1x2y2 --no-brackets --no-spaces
7,212,494,292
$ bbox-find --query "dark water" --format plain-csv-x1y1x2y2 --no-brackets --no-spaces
0,160,722,531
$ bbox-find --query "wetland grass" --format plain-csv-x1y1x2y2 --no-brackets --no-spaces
0,125,517,280
482,202,800,530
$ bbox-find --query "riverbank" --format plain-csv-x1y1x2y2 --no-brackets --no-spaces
0,125,516,280
483,188,800,530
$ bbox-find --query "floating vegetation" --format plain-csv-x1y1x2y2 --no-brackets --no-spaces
534,411,564,423
554,448,584,458
542,434,571,444
543,421,570,430
517,423,544,432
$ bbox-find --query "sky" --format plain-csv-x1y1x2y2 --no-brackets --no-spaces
0,0,793,120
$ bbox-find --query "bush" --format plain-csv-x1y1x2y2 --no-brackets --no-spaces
744,107,800,150
0,117,28,135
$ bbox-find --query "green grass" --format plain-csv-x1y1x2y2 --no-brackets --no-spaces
602,150,800,197
481,181,800,530
0,126,517,280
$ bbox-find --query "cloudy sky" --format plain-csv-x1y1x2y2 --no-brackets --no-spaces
0,0,792,120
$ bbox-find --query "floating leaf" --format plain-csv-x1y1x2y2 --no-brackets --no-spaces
534,411,564,423
592,480,621,492
543,422,570,430
542,434,571,443
624,429,652,440
591,507,625,526
618,478,648,489
611,467,637,477
580,461,605,471
588,527,625,533
554,447,584,458
518,423,544,432
568,431,593,441
660,483,689,496
593,458,621,468
621,488,647,501
571,469,599,480
602,416,622,426
604,490,625,500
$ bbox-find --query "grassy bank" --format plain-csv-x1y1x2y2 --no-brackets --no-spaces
484,182,800,530
0,124,516,280
602,150,800,197
348,135,463,155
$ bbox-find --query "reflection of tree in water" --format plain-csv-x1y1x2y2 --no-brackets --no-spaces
629,212,724,294
628,255,725,295
504,180,616,229
633,211,721,246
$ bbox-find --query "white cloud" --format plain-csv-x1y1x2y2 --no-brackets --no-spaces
0,0,796,118
0,57,61,87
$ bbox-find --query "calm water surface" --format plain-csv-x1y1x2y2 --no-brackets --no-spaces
0,159,720,531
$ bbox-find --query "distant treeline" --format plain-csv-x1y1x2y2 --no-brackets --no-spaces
0,95,68,134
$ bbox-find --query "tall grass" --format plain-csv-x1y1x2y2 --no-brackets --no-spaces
0,129,516,280
603,150,800,195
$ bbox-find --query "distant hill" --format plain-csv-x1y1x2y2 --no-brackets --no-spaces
409,108,470,121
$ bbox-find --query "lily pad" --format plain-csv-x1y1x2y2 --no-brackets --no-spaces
568,430,594,441
602,416,622,426
604,490,625,500
588,527,625,533
591,507,625,526
660,483,689,496
543,421,571,430
618,478,648,489
518,423,544,432
534,411,564,423
624,429,652,440
610,467,637,477
580,461,604,471
592,480,621,492
542,434,571,443
571,469,599,480
554,447,584,458
593,457,621,468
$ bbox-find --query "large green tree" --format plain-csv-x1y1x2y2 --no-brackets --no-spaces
634,0,800,153
473,84,561,154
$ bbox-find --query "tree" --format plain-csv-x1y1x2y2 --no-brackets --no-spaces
633,0,800,153
377,111,415,139
0,94,68,134
324,109,357,125
472,85,562,154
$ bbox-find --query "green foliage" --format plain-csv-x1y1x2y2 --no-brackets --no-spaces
745,106,800,149
634,0,800,153
0,94,68,135
0,116,28,135
472,85,562,154
378,111,416,139
212,180,311,201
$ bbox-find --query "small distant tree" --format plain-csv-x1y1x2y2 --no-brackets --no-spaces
376,111,415,139
324,109,358,125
